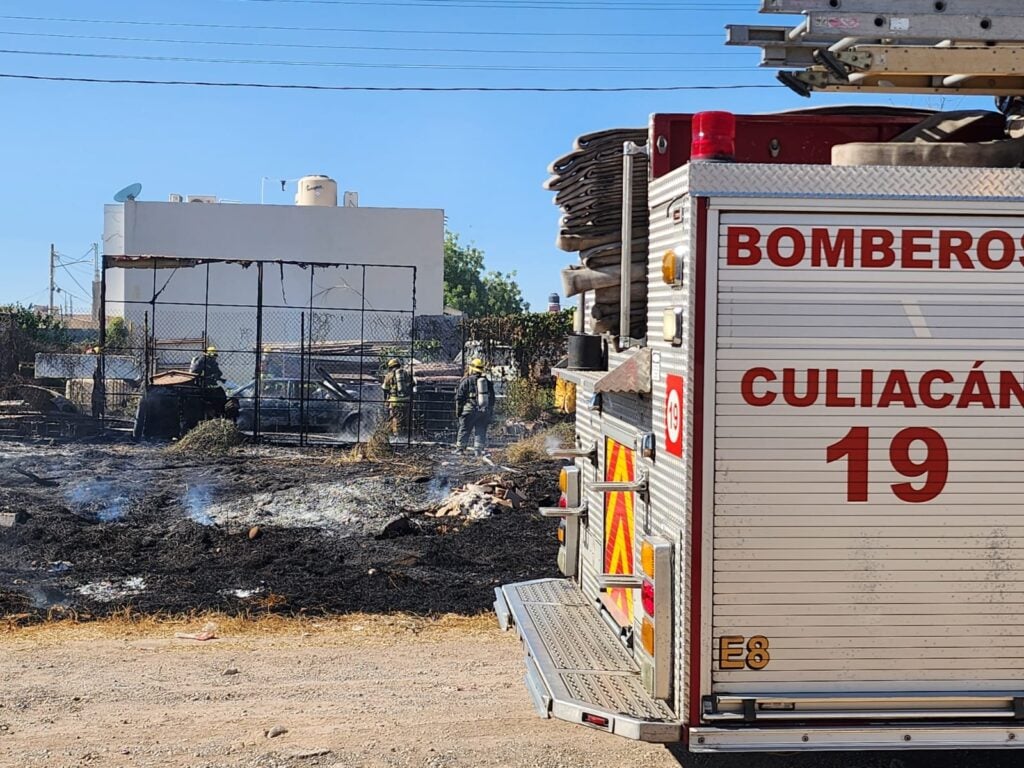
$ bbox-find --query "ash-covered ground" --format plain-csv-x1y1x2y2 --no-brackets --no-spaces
0,439,560,620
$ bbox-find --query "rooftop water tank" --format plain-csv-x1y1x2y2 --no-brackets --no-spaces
295,175,338,207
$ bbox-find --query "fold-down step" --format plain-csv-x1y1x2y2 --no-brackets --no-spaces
495,578,681,743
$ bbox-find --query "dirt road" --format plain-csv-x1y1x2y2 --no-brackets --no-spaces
3,617,1021,768
2,616,678,768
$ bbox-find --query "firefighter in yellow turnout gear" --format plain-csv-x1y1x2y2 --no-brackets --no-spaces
382,358,412,436
456,358,496,454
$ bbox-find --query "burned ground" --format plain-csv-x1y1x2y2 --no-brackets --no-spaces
0,439,560,621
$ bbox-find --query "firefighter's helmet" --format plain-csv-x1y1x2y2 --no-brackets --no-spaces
387,358,401,369
206,346,218,357
469,358,487,373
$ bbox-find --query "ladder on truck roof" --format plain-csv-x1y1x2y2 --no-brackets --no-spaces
729,0,1024,97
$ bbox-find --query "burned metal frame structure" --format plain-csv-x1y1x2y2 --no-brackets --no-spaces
96,254,444,445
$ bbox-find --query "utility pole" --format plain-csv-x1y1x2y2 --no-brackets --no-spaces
49,244,56,317
92,243,100,321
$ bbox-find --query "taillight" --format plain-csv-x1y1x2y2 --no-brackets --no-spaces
558,468,568,494
557,520,566,544
641,579,655,616
640,541,655,577
558,494,568,509
635,537,671,700
640,617,656,656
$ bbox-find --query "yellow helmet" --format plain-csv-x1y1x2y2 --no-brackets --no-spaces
387,358,401,369
206,346,218,356
469,358,487,372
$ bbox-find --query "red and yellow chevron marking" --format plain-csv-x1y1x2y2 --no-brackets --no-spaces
603,437,635,628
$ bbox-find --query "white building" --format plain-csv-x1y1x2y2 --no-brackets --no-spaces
101,179,444,380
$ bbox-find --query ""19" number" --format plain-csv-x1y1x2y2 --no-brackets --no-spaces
827,427,948,503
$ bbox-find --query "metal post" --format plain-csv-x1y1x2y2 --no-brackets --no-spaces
202,262,211,397
408,265,417,447
304,266,315,447
150,260,158,365
576,291,586,334
143,311,150,382
254,262,264,441
299,311,306,448
358,266,367,445
97,257,107,425
619,144,634,344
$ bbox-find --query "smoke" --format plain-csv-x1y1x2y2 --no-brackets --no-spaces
426,476,452,503
65,480,130,523
184,482,215,526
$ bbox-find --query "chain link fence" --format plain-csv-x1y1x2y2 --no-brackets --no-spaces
98,256,436,445
89,258,573,447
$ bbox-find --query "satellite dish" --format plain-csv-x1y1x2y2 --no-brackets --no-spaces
113,183,143,203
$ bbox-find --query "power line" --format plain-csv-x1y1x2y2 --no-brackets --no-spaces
0,30,743,57
0,71,779,92
232,0,738,4
229,0,744,8
0,15,722,38
58,263,91,299
0,48,750,72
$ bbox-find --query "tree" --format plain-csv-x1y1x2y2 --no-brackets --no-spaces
444,231,528,317
0,304,70,350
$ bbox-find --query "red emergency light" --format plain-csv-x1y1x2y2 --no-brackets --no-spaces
691,111,736,163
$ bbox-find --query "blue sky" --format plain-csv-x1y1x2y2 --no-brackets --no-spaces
0,0,970,312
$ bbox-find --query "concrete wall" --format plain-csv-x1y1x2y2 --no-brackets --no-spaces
103,201,444,315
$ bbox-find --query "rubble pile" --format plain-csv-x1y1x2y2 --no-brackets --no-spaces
429,476,527,520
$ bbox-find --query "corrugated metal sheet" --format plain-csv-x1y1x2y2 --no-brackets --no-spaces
646,169,695,720
594,348,652,395
710,204,1024,698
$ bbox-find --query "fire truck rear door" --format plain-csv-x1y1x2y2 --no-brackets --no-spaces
705,207,1024,723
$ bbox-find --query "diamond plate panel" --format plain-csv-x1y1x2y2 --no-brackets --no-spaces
525,603,636,673
515,580,589,606
561,672,675,720
687,163,1024,201
503,579,678,726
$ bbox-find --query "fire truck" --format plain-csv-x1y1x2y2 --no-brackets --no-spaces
494,0,1024,753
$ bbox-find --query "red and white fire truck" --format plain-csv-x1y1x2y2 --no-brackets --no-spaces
495,1,1024,753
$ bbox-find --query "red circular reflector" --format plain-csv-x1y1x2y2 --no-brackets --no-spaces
692,111,736,162
558,494,568,508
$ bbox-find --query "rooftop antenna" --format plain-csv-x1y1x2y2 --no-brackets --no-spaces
113,182,143,203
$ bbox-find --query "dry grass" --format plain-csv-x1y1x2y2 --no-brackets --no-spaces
1,609,498,645
169,418,244,457
365,420,394,460
500,421,576,465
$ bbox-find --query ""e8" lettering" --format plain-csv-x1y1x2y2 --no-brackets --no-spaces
719,635,771,671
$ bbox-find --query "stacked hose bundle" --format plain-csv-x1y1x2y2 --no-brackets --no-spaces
545,128,649,338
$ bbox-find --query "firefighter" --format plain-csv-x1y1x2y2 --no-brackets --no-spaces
455,358,496,454
382,358,412,436
190,346,225,388
189,346,227,420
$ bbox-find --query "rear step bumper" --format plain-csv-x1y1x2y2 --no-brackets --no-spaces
494,578,682,743
691,725,1024,753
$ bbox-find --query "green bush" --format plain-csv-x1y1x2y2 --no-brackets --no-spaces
502,378,553,422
